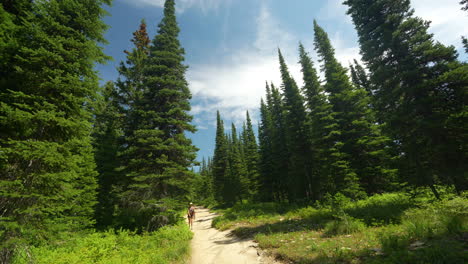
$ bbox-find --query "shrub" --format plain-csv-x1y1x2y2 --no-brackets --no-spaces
12,222,192,264
323,214,366,236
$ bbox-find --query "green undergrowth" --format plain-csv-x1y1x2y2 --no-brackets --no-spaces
12,221,193,264
212,190,467,263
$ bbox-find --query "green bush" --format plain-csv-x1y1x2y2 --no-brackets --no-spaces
323,214,366,236
12,222,192,264
344,193,413,225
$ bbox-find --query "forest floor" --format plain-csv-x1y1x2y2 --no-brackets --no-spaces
190,207,281,264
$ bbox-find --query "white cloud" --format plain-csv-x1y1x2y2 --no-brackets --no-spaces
188,3,303,128
188,0,468,129
120,0,227,13
187,2,364,128
412,0,468,50
317,0,352,24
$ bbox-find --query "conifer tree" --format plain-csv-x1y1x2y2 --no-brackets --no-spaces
349,59,370,94
93,81,123,228
298,43,336,200
212,111,229,204
119,0,198,230
344,0,467,195
116,20,151,136
113,20,151,227
269,84,289,201
314,21,395,197
258,84,275,201
226,123,245,202
278,50,312,201
0,0,110,260
242,111,260,199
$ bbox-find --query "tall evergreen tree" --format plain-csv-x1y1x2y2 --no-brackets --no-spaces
226,123,245,202
278,50,312,201
269,84,289,201
212,111,229,204
119,0,198,230
93,81,123,228
298,43,338,200
242,111,260,199
314,21,395,197
116,19,151,137
258,84,275,201
113,20,151,228
344,0,468,195
0,0,110,260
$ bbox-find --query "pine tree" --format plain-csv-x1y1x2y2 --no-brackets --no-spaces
119,0,198,230
93,81,123,229
344,0,468,195
242,111,260,199
115,19,151,136
229,123,247,201
314,21,395,197
212,111,229,204
278,49,312,202
298,43,336,200
0,0,110,260
258,83,275,201
113,20,151,227
349,59,370,94
269,84,289,201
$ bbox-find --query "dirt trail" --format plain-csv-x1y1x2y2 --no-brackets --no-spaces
189,207,279,264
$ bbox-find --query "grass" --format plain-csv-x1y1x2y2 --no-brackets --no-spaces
12,221,193,264
212,190,468,264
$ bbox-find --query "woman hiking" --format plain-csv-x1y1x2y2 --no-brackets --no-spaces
187,202,196,229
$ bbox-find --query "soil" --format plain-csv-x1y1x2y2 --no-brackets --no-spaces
189,207,280,264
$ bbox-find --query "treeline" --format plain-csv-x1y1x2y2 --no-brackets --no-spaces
202,0,467,206
0,0,196,262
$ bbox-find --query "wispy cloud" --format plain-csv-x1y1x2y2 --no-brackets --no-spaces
317,0,352,24
187,0,468,130
188,3,303,128
187,2,364,129
120,0,227,13
412,0,468,51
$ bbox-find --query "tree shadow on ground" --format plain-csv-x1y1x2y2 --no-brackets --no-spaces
230,198,416,239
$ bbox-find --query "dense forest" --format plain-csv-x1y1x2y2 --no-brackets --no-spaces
0,0,467,263
199,2,468,206
1,0,196,262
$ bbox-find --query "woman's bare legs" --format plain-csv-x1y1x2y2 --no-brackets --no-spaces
188,216,193,229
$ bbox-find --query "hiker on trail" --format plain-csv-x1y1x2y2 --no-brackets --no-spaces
187,202,196,229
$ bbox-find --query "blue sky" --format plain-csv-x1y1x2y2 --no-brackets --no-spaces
96,0,468,163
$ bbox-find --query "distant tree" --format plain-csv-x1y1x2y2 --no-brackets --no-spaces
227,123,246,202
242,111,260,199
344,0,468,195
269,84,289,201
0,0,110,261
258,84,275,201
212,111,229,204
